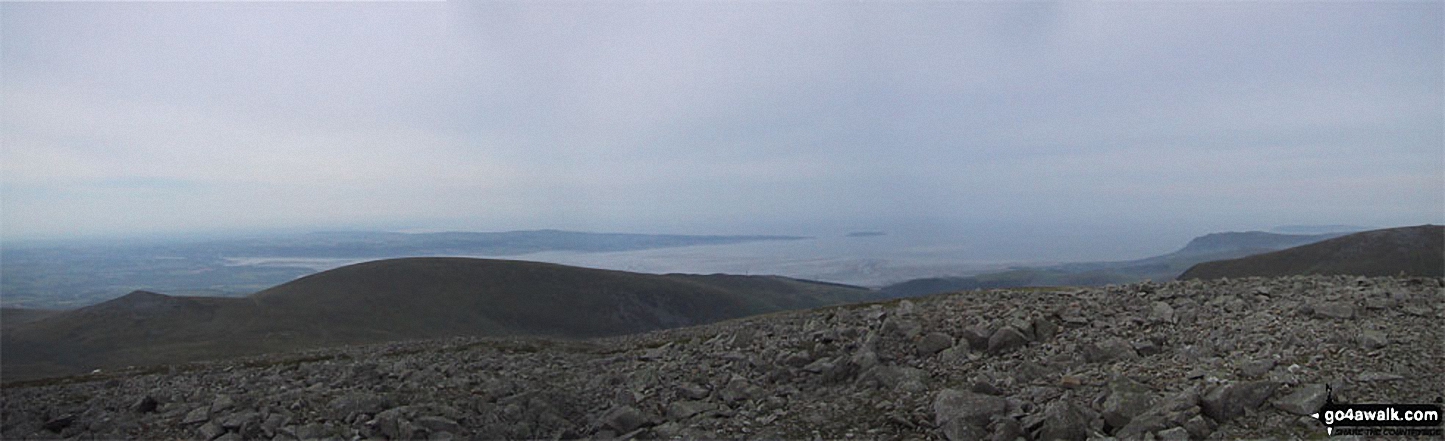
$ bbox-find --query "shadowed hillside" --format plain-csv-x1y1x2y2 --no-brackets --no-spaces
0,308,60,330
1,258,871,380
1179,225,1443,280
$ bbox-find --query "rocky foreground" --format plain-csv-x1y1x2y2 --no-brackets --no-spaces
3,276,1442,440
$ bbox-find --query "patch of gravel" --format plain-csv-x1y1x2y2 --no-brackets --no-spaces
3,275,1442,440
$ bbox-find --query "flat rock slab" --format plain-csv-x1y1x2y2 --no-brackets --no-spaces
1201,381,1280,421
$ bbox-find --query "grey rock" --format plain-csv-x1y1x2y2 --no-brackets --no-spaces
1356,371,1404,382
940,418,989,441
1148,301,1176,324
1117,390,1198,437
802,357,833,374
1032,317,1059,341
676,382,710,400
652,421,684,438
1102,376,1156,429
1057,303,1089,325
717,374,754,404
220,411,259,430
1182,415,1215,439
198,421,225,440
1200,381,1280,421
211,395,235,414
1240,359,1276,378
939,345,973,365
374,407,409,439
1273,384,1328,416
918,332,955,355
1116,413,1170,439
1364,297,1395,309
897,320,924,339
960,327,991,351
1158,389,1201,412
293,423,330,440
327,392,390,417
934,389,1008,429
262,414,290,436
971,381,1004,396
599,405,648,433
1035,400,1090,441
1009,317,1038,341
1013,361,1050,384
1132,340,1163,357
1178,344,1214,363
820,357,860,383
1312,302,1355,319
990,417,1023,441
182,406,210,425
987,327,1029,354
850,347,880,371
130,395,159,413
897,299,917,315
665,400,714,420
781,350,812,367
430,432,456,441
42,414,75,433
863,365,928,392
639,344,669,361
1085,338,1139,363
1058,375,1083,389
1156,426,1190,441
1359,329,1388,350
730,329,756,348
214,432,242,441
414,416,461,434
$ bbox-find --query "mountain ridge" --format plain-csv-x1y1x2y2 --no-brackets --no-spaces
1179,225,1443,280
877,230,1345,298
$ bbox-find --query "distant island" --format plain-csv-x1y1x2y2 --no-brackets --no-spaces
845,231,887,238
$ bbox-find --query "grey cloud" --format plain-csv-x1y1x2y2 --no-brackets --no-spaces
2,1,1439,248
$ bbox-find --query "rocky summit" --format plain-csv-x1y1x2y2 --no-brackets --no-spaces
3,276,1442,440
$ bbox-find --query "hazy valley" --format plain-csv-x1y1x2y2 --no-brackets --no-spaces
0,225,1379,310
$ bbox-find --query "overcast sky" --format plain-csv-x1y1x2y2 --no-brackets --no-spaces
3,1,1441,251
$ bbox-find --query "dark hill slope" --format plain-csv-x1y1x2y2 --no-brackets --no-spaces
1179,225,1443,280
2,258,871,380
0,307,60,330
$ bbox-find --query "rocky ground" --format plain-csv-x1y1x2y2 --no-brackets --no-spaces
3,275,1442,440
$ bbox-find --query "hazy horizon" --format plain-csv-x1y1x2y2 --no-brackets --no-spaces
4,2,1441,249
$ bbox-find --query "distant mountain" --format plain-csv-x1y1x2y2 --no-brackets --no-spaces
1166,231,1349,257
1178,225,1444,280
223,229,810,258
878,230,1345,298
0,258,871,380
